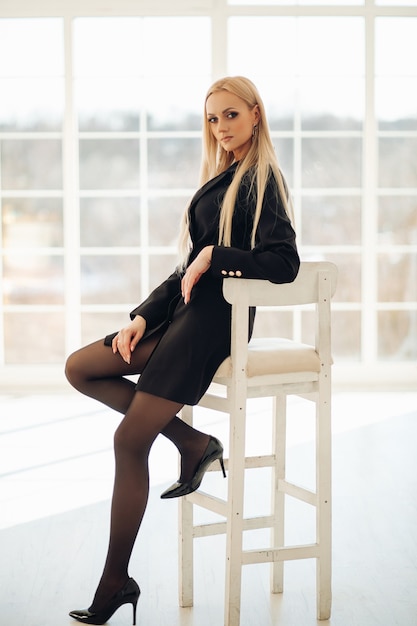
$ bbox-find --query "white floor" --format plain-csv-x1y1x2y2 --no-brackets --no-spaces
1,391,417,626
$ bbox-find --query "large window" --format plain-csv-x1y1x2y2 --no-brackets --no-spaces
229,15,364,361
0,1,416,388
0,18,65,364
375,16,417,362
74,16,210,345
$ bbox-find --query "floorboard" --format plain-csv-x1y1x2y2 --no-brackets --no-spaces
1,391,417,626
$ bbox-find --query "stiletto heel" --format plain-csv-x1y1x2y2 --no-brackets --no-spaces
160,435,226,499
132,596,138,625
219,454,226,478
69,577,140,625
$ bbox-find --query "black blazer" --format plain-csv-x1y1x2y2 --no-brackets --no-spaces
131,164,299,325
126,163,300,405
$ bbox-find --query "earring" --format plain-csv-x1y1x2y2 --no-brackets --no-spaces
252,124,258,140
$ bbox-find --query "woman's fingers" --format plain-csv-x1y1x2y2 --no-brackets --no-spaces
181,270,202,304
112,317,146,364
181,247,213,303
112,332,130,364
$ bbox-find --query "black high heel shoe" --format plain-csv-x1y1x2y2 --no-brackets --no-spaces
69,577,140,625
160,435,226,499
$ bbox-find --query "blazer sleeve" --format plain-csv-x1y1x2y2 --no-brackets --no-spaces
129,272,181,327
210,174,300,284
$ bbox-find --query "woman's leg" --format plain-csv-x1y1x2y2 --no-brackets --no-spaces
65,337,160,414
89,390,183,610
65,339,211,482
161,418,210,482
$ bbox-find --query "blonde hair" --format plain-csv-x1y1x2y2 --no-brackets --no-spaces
178,76,294,268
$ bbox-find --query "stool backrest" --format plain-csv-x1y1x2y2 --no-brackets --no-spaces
221,261,338,377
222,261,338,307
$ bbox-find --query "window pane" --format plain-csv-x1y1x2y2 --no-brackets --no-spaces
229,17,363,130
3,255,64,305
271,138,293,187
76,76,208,133
302,138,362,188
301,77,364,130
80,198,141,247
142,18,210,76
74,17,210,77
376,18,417,131
298,18,364,77
74,18,142,77
0,78,63,131
80,255,140,304
148,139,201,188
376,18,417,77
331,311,362,361
79,139,140,190
4,312,65,364
378,196,417,245
146,76,208,132
378,311,417,361
376,77,417,131
379,138,417,188
76,78,140,132
149,196,186,247
1,139,62,189
303,253,361,303
0,18,63,77
252,309,293,339
378,253,417,302
229,18,297,78
302,310,362,361
2,198,63,248
81,312,130,346
258,78,296,131
74,17,210,132
302,196,361,246
149,255,178,292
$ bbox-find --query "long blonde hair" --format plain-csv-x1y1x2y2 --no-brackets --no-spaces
178,76,294,268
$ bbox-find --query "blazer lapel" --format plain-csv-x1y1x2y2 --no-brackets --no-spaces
188,163,238,209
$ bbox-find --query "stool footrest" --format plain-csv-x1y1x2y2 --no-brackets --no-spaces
242,543,320,565
185,490,228,517
191,514,277,538
205,454,276,472
279,479,317,506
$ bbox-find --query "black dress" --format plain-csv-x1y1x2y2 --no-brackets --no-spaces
105,162,300,405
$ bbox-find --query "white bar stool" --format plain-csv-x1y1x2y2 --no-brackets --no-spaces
178,261,338,626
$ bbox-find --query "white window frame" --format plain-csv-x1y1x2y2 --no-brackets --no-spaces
0,0,416,390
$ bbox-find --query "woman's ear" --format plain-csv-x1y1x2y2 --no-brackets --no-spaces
253,104,260,123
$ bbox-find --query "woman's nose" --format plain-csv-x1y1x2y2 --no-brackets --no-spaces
218,119,228,132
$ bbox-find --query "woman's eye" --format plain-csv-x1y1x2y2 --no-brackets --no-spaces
227,111,238,119
208,117,217,124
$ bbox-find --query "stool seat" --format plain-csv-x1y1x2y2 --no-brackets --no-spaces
215,337,321,378
178,261,338,626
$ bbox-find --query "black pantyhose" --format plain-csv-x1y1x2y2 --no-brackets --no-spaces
65,337,210,610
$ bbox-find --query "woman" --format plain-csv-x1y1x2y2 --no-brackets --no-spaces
65,76,300,625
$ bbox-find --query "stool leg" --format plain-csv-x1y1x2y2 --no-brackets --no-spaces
316,269,332,619
316,390,332,619
178,405,194,607
224,394,246,626
270,395,286,593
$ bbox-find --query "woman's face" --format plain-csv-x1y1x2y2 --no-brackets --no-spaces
206,90,260,162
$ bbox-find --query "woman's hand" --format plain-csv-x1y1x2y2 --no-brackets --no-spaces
112,315,147,364
181,245,214,304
